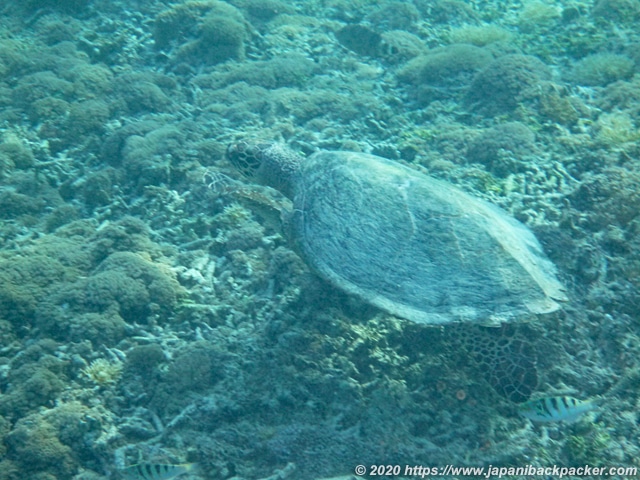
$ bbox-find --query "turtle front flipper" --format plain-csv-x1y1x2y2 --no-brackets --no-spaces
204,168,290,231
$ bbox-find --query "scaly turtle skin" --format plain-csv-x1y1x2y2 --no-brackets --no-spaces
227,142,567,325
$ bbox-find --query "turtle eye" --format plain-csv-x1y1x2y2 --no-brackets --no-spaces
226,141,263,178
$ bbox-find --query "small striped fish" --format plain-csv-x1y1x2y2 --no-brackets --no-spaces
519,396,597,423
120,463,198,480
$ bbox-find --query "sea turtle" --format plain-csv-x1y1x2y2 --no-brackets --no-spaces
226,141,567,326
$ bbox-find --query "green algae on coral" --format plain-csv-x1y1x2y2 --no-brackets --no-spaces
6,420,76,477
0,255,76,327
592,0,640,23
198,11,247,63
570,53,635,86
125,344,166,373
467,54,552,114
155,0,248,65
466,122,537,177
0,346,67,419
230,0,294,21
448,25,513,46
399,44,494,87
61,251,182,323
0,133,35,173
0,0,638,476
595,111,640,145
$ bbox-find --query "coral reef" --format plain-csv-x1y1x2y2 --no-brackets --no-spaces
466,122,537,177
196,10,247,64
448,25,512,46
365,1,420,31
66,251,181,323
400,44,493,87
119,124,187,189
0,342,67,418
414,0,479,24
6,419,76,477
153,1,218,50
592,0,640,23
195,53,315,89
398,44,493,103
380,30,427,63
113,73,174,115
569,53,635,86
0,133,35,175
595,111,640,145
335,25,382,57
155,0,248,66
517,1,561,33
0,0,638,477
0,254,75,327
467,54,552,114
22,0,89,14
82,359,123,386
230,0,294,22
125,344,166,373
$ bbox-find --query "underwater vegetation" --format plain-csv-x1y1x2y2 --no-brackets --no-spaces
570,53,636,86
516,1,561,33
82,358,124,386
399,44,493,88
466,122,537,177
467,54,552,113
595,111,640,145
447,25,512,46
0,0,639,477
154,0,249,66
592,0,640,23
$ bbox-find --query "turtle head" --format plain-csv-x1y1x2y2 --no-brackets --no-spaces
227,141,301,198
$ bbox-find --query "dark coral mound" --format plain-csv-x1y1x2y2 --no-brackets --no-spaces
467,54,552,113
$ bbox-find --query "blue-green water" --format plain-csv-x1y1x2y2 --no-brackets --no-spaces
0,1,639,479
